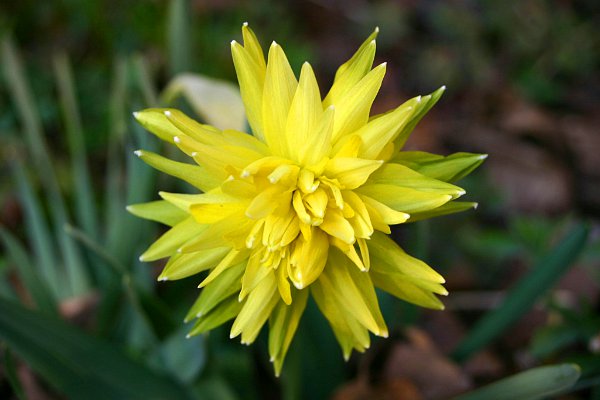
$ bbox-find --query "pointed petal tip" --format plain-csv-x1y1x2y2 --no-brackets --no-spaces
191,151,198,157
138,255,145,262
473,202,479,210
158,276,168,281
375,26,380,33
478,154,489,160
185,333,191,339
271,40,278,47
133,150,142,157
242,21,248,27
164,110,171,117
132,111,140,119
173,136,181,143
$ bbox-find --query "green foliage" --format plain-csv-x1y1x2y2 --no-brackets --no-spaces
452,223,590,362
454,363,581,400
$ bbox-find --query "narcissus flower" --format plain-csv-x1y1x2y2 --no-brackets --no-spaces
129,24,485,375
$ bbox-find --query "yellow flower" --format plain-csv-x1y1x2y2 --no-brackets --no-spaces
129,24,485,375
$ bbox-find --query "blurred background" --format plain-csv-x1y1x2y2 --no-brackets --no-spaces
0,0,599,399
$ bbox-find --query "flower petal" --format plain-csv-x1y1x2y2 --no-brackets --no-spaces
286,62,322,162
356,184,452,214
325,157,383,190
231,39,266,140
331,62,386,143
139,217,206,261
393,151,488,183
184,261,245,320
135,149,220,192
323,28,378,108
159,247,231,281
126,200,188,227
269,288,308,376
262,42,298,156
231,272,280,344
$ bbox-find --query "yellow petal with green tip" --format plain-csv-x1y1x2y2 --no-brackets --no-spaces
139,217,206,261
133,108,182,143
331,63,386,142
357,184,452,214
160,247,231,281
126,200,188,227
370,232,445,283
269,288,308,375
184,261,245,321
231,272,280,344
323,28,378,107
367,163,466,199
135,150,221,192
187,295,243,336
393,151,488,183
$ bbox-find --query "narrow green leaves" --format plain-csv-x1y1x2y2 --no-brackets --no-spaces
454,364,580,400
0,297,195,400
452,224,590,362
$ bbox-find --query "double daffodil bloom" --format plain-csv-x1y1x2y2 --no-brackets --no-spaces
129,24,485,375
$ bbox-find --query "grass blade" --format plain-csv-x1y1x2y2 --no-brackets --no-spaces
2,37,90,297
0,228,58,316
10,155,63,295
453,363,581,400
452,223,590,362
167,0,191,76
104,58,129,259
3,348,26,400
53,53,98,239
132,55,158,107
0,296,196,400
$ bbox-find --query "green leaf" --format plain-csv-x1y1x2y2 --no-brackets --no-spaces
3,348,26,400
2,37,90,297
452,223,590,362
0,228,58,316
149,325,206,384
10,157,63,296
54,53,98,240
453,364,580,400
0,297,196,400
167,0,191,76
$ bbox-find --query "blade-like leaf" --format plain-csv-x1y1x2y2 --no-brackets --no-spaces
452,223,589,362
453,364,580,400
0,297,195,400
10,156,63,295
54,53,98,239
167,0,191,75
0,228,58,316
2,37,90,297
